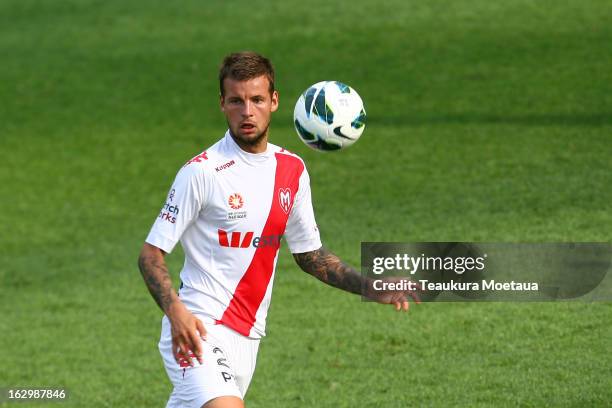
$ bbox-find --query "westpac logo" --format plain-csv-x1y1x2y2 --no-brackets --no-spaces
218,229,282,249
279,188,292,214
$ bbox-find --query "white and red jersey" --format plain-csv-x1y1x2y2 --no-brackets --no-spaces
146,131,321,338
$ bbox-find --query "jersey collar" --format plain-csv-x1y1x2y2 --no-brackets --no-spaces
224,130,274,165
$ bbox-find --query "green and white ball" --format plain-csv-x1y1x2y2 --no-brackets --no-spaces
293,81,366,151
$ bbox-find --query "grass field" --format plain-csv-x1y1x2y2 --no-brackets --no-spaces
1,0,611,407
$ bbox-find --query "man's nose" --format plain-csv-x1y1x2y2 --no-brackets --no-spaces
242,101,254,116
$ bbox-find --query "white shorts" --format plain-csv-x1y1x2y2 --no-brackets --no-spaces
158,315,260,408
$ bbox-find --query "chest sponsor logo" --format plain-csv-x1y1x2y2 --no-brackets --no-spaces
228,193,244,210
227,193,246,219
279,188,292,214
218,229,282,248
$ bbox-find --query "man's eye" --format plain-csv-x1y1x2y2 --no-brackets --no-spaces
229,99,242,105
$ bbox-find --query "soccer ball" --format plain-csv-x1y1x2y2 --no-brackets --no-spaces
293,81,366,151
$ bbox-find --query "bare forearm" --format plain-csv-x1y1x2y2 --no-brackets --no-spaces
293,247,369,296
138,246,178,313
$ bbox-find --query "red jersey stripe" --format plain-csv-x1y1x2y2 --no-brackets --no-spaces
218,153,304,336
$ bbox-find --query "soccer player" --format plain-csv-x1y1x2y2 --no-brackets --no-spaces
138,51,419,408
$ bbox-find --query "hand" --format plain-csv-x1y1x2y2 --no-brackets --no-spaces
365,276,421,311
166,302,207,366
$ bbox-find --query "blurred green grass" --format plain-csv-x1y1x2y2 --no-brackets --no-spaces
1,0,611,407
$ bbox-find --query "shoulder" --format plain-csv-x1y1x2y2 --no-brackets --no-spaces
180,137,226,175
268,143,308,170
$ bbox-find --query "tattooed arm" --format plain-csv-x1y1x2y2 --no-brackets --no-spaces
293,247,420,311
138,242,206,365
138,243,178,312
292,247,366,295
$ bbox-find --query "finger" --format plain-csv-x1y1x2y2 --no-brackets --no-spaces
173,344,187,364
172,338,180,363
178,340,194,367
196,319,207,341
402,301,409,311
174,346,186,363
408,289,421,304
189,331,204,365
395,301,401,311
194,320,206,364
172,336,187,358
178,340,190,356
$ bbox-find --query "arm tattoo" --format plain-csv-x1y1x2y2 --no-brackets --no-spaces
293,247,366,295
138,251,176,312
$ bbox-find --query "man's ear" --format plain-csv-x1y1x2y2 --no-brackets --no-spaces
220,94,225,112
270,91,279,113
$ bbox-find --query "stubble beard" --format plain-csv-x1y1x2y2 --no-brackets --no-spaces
229,121,270,150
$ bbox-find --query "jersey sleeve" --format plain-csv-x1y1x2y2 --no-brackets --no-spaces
284,167,322,254
145,164,207,253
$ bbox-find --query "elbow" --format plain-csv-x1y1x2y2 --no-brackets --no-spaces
138,243,165,270
137,251,147,274
292,253,308,273
138,243,154,272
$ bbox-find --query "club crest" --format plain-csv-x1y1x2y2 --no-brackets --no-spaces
279,188,292,214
